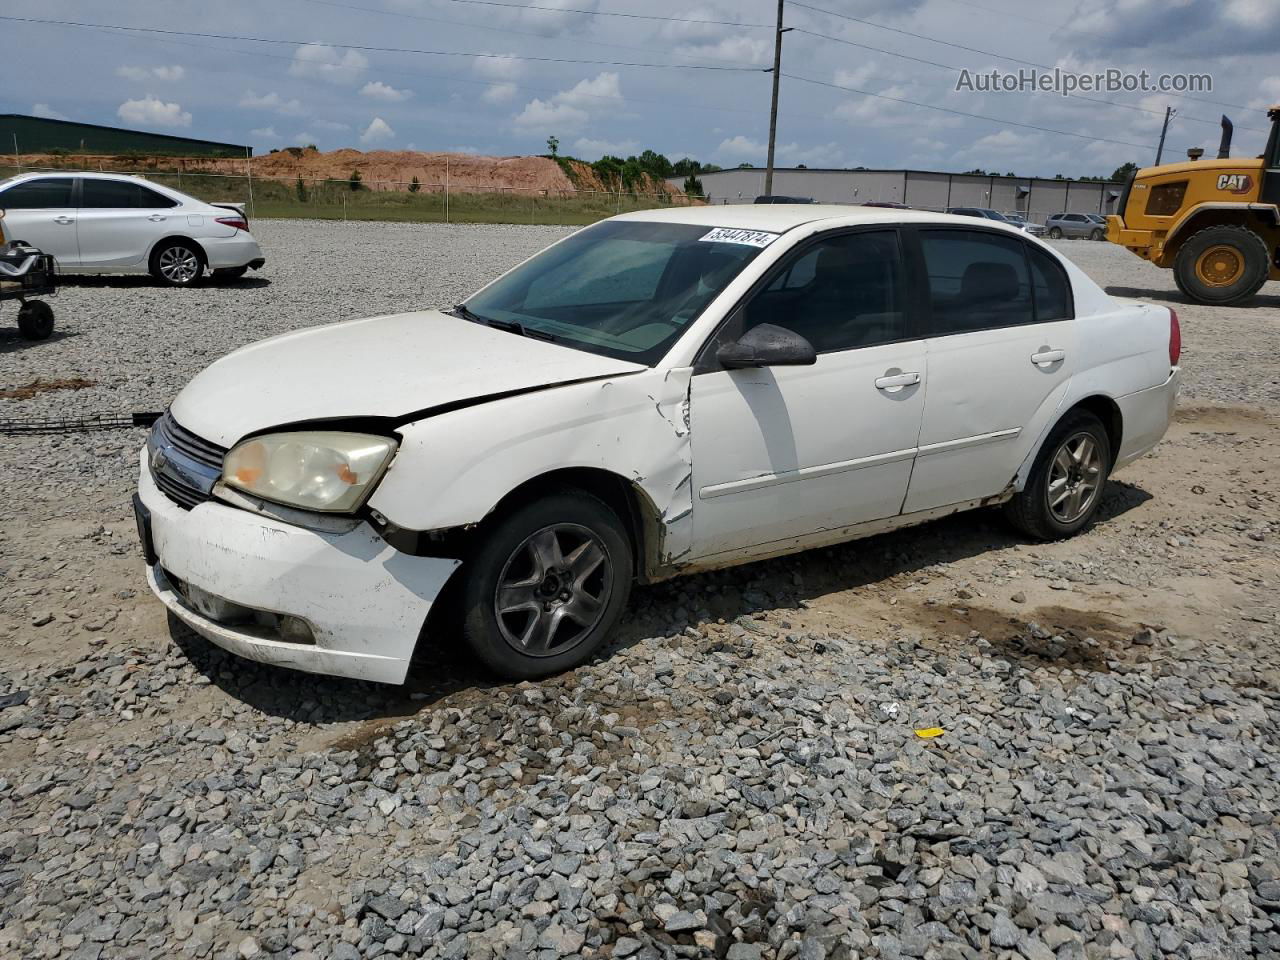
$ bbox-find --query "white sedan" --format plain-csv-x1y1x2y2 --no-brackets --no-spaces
0,172,264,285
135,206,1179,683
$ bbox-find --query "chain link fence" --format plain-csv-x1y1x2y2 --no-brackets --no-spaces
0,160,701,227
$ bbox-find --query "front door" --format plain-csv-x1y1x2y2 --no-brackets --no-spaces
903,227,1076,513
76,178,180,268
0,177,79,266
689,228,927,560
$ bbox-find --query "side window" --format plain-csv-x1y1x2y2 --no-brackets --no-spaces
1145,181,1187,217
744,230,905,353
920,229,1033,334
81,180,179,209
0,178,74,209
1028,246,1072,321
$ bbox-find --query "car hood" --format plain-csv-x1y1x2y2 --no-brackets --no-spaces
170,310,645,447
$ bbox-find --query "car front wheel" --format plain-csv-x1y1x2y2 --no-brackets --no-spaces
1048,227,1063,239
460,490,633,679
151,240,205,286
1005,410,1111,541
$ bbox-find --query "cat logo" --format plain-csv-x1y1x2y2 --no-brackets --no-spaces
1216,173,1253,194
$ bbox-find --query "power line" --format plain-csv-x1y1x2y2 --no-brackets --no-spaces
435,0,772,28
0,15,765,72
790,26,1266,133
783,71,1153,150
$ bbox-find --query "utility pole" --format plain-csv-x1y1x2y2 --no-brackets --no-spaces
1154,106,1176,166
763,0,791,198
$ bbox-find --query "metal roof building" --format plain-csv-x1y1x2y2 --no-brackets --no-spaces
1,114,250,158
672,167,1124,222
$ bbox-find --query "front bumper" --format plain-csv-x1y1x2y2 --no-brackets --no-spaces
200,234,265,270
138,453,459,684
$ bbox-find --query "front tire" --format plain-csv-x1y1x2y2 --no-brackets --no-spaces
150,240,204,287
1089,228,1104,241
1048,227,1063,239
460,490,633,680
1173,224,1270,306
1005,410,1111,541
17,301,54,340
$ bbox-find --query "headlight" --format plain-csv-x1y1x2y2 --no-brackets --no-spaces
222,431,397,513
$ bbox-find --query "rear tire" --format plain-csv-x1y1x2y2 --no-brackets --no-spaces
150,239,204,287
1173,224,1269,306
1089,228,1104,241
17,301,54,340
1005,410,1111,541
459,490,633,680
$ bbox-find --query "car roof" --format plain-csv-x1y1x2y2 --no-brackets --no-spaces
617,204,1028,234
2,170,156,182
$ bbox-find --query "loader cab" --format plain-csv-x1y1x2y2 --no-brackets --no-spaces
1262,106,1280,207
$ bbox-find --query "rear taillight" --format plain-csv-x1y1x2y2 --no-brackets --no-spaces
1168,308,1181,367
215,215,248,232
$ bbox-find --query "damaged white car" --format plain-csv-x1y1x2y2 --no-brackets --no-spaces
135,206,1180,683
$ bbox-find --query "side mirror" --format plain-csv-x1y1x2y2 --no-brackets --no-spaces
717,322,817,369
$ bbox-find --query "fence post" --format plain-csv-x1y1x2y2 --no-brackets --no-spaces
244,148,254,218
12,134,19,174
445,156,450,224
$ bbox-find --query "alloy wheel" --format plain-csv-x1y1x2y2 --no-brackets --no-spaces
493,523,613,657
158,245,200,284
1046,432,1103,523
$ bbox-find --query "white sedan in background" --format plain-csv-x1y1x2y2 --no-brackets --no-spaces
136,206,1179,684
0,172,264,285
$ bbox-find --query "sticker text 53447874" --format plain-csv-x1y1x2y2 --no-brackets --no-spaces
699,227,780,248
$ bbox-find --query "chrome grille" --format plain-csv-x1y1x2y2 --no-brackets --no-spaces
148,412,227,510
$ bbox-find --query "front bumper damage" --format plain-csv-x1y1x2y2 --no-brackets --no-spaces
137,451,459,684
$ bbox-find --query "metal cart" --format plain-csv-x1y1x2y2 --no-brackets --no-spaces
0,238,57,341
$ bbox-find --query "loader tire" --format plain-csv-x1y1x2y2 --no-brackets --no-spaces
1173,225,1270,306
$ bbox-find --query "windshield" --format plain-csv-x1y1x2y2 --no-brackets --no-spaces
462,220,770,364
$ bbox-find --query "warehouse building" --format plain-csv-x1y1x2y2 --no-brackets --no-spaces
1,114,250,158
675,167,1123,223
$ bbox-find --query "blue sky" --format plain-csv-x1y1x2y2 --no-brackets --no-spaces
4,0,1279,178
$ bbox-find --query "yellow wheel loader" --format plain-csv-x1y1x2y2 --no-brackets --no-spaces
1107,108,1280,305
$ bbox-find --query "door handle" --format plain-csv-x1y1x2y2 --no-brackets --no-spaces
875,371,921,392
148,214,166,222
53,215,75,224
1031,348,1065,366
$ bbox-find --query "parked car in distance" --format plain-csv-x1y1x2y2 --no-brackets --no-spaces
862,201,910,209
1045,212,1106,241
754,195,814,204
0,172,265,286
136,206,1181,684
1002,213,1047,237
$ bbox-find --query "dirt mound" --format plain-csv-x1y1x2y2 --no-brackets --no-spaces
13,148,682,197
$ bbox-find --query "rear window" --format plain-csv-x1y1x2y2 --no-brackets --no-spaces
0,177,74,209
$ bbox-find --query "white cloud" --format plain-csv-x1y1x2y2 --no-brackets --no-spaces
313,118,350,131
473,53,524,80
514,99,589,132
31,103,68,121
117,95,191,129
675,34,769,66
289,44,368,85
512,72,620,131
573,136,639,157
713,136,846,168
715,135,766,161
250,126,278,140
555,72,622,108
448,145,482,154
239,90,306,116
482,83,518,104
292,132,318,145
361,81,413,102
117,65,185,82
360,116,395,144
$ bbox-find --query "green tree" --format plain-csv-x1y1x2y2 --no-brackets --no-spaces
638,149,673,179
737,162,754,169
349,169,363,191
683,174,704,197
1110,161,1138,182
295,176,308,202
546,135,559,157
409,175,421,193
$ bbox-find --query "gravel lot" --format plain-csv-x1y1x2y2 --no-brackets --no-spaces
1,221,1278,960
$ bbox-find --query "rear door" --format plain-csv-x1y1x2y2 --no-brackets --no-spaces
0,177,79,265
76,178,180,268
901,227,1075,513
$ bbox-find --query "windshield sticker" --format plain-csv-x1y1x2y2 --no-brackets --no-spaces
699,227,779,248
